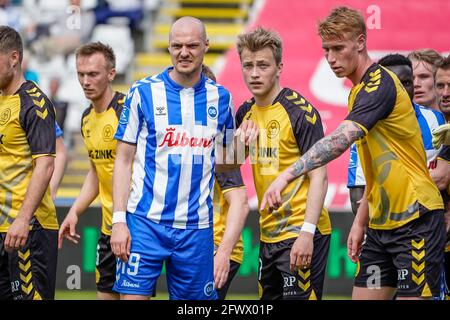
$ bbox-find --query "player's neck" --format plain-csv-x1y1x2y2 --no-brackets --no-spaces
427,101,440,112
169,68,202,88
1,73,25,96
348,54,374,86
92,87,114,113
254,83,282,107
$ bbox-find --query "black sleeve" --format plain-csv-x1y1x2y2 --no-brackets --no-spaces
80,106,92,138
345,68,396,132
292,104,325,154
113,92,126,120
20,95,56,156
235,99,254,128
280,90,325,154
216,169,244,191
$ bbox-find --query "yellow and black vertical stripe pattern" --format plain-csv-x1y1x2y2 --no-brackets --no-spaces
411,239,432,297
296,268,316,299
18,249,42,300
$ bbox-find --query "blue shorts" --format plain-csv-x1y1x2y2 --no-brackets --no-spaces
113,214,217,300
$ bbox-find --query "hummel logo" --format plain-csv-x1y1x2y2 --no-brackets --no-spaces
156,106,166,115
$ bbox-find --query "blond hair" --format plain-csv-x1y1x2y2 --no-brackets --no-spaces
318,6,366,40
237,27,282,65
407,49,443,74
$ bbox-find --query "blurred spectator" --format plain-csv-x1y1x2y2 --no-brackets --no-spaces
49,77,69,132
94,0,143,31
31,0,96,58
0,0,22,31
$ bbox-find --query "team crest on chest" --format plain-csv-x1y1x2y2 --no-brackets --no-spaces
102,124,114,142
266,120,280,139
0,108,11,126
207,106,218,119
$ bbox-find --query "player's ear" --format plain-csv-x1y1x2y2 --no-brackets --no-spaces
11,50,20,68
277,62,283,77
204,38,209,53
356,34,366,52
108,67,116,82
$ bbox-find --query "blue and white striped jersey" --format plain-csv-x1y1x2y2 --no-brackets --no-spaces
413,102,446,169
115,67,235,229
347,102,446,188
347,143,366,188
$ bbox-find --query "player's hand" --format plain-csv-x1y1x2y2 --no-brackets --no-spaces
432,123,450,148
214,249,230,290
111,223,131,263
58,211,80,249
235,119,259,146
290,231,314,272
347,222,365,263
4,216,30,252
260,172,289,213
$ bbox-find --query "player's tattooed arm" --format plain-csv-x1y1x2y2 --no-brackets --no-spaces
289,121,364,178
260,121,364,212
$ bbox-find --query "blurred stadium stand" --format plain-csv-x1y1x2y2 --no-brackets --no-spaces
14,0,260,206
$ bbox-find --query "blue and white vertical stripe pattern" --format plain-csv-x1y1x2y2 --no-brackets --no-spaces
114,67,235,229
347,102,446,187
413,102,446,168
347,143,366,187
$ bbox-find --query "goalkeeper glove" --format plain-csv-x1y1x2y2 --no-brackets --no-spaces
432,123,450,148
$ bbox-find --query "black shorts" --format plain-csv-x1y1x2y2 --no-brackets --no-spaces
258,233,330,300
216,260,240,300
96,233,117,293
0,228,58,300
354,211,446,298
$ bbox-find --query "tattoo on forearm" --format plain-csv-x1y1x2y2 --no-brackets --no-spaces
291,123,364,177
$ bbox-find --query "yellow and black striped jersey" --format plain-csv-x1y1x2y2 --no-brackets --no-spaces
213,170,245,264
0,81,57,232
236,88,331,243
345,64,444,230
81,92,125,236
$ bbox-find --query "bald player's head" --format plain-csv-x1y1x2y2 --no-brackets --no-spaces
169,16,207,42
168,16,209,81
